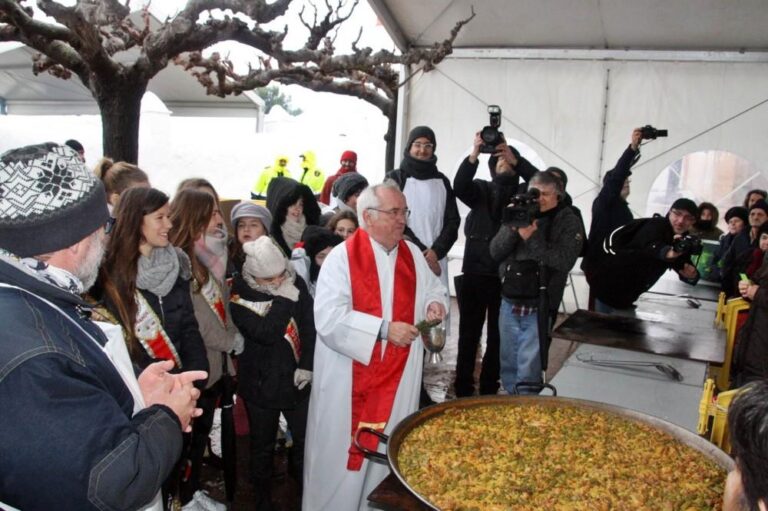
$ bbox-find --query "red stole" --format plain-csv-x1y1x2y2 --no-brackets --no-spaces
345,229,416,471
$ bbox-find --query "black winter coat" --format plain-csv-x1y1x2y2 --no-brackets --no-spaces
733,251,768,383
266,177,322,255
587,215,699,309
230,274,315,409
453,156,524,275
582,145,638,273
134,277,209,380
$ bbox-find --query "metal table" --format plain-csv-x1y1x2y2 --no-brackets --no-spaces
549,344,708,432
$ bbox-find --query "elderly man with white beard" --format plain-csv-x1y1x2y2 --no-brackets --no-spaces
0,143,206,511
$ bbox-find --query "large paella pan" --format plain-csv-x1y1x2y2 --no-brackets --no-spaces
356,395,732,511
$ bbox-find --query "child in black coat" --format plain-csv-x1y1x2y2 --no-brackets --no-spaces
230,236,315,510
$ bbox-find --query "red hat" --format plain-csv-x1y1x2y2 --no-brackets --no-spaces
340,150,357,163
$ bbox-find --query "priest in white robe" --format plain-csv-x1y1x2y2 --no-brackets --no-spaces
303,180,449,511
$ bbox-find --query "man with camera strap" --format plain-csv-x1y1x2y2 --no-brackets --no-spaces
589,198,701,315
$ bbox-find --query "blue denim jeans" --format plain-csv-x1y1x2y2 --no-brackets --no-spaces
499,300,541,394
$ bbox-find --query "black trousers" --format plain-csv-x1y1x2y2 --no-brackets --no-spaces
243,396,309,510
180,380,221,504
454,273,502,397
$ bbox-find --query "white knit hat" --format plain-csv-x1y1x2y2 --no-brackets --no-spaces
242,236,286,278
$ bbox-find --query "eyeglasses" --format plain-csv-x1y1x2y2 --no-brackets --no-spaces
411,142,434,150
104,217,116,235
368,207,411,219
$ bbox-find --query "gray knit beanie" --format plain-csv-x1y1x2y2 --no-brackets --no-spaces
0,142,108,257
231,201,272,235
334,172,369,203
242,236,287,278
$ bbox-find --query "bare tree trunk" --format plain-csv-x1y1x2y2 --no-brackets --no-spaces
94,79,148,163
384,90,398,172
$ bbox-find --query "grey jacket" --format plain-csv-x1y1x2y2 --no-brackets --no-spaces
190,276,238,388
490,205,583,309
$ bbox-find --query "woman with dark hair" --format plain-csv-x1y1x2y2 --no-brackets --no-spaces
93,158,150,213
327,209,358,240
169,188,239,510
95,186,209,507
266,176,321,255
289,225,343,297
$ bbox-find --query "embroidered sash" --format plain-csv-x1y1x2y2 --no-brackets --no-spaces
346,229,416,471
134,291,183,368
198,277,227,327
284,317,301,363
230,296,272,317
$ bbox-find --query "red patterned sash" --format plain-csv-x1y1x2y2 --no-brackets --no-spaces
134,291,183,368
345,229,416,470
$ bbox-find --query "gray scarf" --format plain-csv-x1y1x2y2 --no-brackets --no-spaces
136,245,191,297
281,215,306,250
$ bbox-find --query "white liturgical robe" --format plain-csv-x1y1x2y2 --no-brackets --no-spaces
302,237,448,511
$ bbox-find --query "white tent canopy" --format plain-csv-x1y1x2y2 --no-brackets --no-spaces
370,0,768,224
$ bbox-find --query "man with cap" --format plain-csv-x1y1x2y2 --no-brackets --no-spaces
320,150,358,206
333,172,369,213
303,180,448,511
0,143,206,510
709,206,749,285
587,198,701,314
252,154,293,200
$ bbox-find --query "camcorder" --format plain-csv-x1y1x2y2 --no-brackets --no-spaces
672,234,703,256
640,125,668,140
502,188,540,227
480,105,504,153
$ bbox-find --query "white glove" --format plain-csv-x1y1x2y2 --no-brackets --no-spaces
294,368,313,390
231,332,245,356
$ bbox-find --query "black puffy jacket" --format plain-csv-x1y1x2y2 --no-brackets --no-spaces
230,274,315,409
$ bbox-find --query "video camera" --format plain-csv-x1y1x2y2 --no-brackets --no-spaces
640,125,668,140
480,105,504,153
502,188,540,227
672,234,703,257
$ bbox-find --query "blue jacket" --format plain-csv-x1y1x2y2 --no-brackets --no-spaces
0,259,182,510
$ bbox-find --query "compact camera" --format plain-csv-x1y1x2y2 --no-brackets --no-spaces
672,234,703,256
480,105,504,153
502,188,541,227
640,125,668,140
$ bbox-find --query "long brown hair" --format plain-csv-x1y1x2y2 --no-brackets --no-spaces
169,189,214,289
99,187,169,355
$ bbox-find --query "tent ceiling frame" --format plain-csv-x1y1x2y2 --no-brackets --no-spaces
450,48,768,64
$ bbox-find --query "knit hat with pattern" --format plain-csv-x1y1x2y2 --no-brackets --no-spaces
0,143,108,257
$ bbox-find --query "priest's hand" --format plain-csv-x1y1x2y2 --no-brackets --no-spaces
388,322,419,346
426,301,447,322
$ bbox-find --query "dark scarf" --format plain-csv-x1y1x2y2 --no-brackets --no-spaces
398,154,440,180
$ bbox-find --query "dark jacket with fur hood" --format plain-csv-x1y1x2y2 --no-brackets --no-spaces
266,177,321,255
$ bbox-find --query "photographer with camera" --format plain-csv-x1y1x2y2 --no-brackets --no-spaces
589,198,701,314
490,171,583,394
451,130,538,397
581,128,642,285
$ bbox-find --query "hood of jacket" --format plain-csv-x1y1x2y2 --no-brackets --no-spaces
265,177,321,230
300,150,318,171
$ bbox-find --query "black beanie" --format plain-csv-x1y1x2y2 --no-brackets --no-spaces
405,126,437,155
0,143,109,257
302,226,343,261
749,199,768,216
670,198,698,217
334,172,369,203
724,206,748,225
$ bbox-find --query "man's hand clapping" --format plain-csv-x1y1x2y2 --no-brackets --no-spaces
138,360,207,433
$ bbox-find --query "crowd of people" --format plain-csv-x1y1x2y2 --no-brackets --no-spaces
1,127,767,511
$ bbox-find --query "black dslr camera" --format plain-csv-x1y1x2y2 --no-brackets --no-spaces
673,234,703,256
480,105,504,153
640,125,668,140
502,188,540,227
